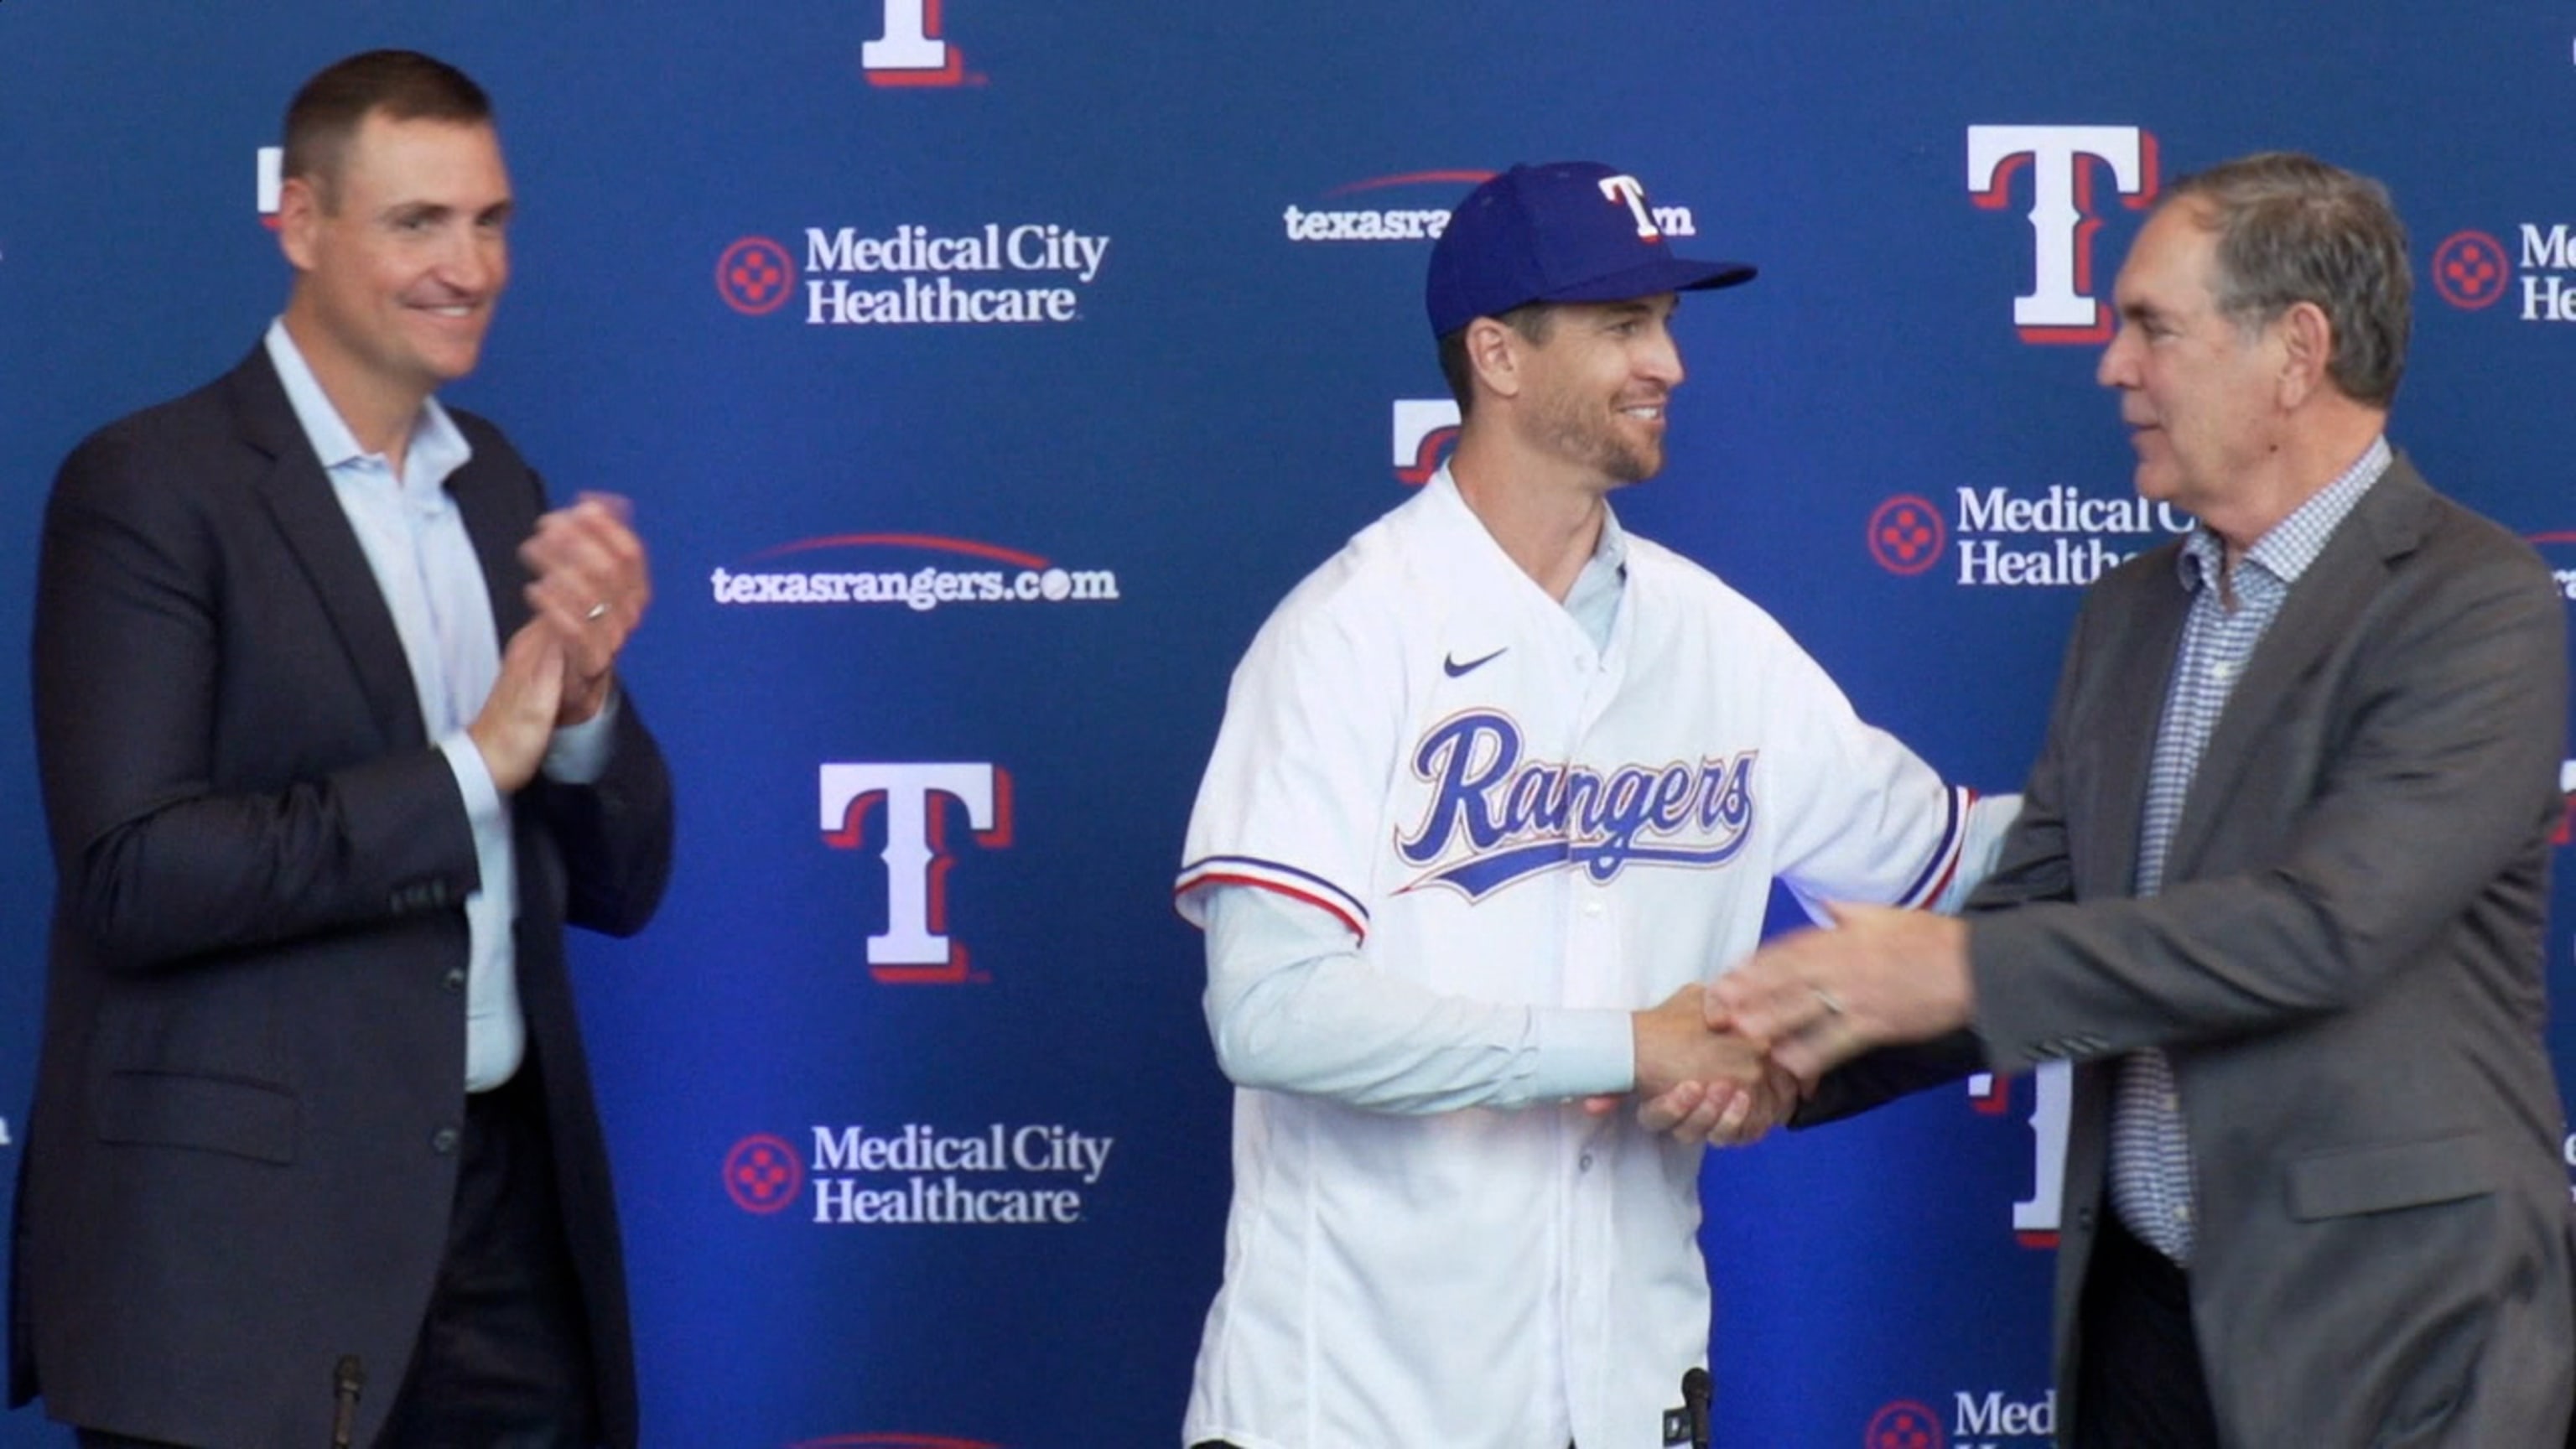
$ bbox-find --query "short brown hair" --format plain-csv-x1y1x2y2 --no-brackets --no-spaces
1436,302,1557,418
282,49,492,209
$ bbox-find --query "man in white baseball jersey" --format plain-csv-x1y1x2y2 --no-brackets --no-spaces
1173,161,2015,1449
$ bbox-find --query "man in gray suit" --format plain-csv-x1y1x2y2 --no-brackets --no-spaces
1710,153,2575,1446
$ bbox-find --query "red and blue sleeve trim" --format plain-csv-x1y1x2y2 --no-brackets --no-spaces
1173,854,1369,938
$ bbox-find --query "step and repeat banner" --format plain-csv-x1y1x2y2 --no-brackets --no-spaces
4,3,2573,1446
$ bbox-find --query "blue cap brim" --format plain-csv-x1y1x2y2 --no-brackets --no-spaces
1539,255,1758,304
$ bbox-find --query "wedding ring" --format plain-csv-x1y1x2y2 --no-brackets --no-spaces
584,601,610,622
1810,985,1847,1018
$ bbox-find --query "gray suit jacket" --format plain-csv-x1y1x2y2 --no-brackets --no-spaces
1820,456,2575,1446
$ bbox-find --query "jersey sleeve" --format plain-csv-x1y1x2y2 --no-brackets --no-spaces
1175,594,1390,936
1200,885,1634,1111
1760,637,1981,917
1174,569,1637,1111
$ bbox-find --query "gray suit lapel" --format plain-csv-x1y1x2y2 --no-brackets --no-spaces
228,351,429,752
2163,458,2431,875
2084,557,2190,896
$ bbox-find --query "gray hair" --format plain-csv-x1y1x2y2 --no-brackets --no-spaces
2167,152,2411,408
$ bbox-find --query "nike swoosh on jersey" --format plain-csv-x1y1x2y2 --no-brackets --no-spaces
1442,647,1507,678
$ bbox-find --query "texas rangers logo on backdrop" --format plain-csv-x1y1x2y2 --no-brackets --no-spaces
1392,399,1461,485
860,0,975,86
2430,221,2576,322
820,762,1011,984
1966,125,2159,343
1283,169,1703,244
1967,1063,2069,1248
255,147,283,227
1394,710,1757,900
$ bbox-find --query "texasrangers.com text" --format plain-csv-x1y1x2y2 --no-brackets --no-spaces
709,564,1119,610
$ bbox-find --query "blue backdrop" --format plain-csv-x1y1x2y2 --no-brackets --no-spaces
4,4,2573,1446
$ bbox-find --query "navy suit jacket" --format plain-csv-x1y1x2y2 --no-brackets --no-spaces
11,346,673,1448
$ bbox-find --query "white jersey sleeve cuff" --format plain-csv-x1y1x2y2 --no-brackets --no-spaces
1936,791,2023,913
1528,1007,1637,1101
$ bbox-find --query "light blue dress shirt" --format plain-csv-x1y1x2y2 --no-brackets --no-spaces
2109,434,2391,1264
263,319,615,1092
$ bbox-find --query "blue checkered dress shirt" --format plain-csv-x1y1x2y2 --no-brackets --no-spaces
2109,436,2392,1265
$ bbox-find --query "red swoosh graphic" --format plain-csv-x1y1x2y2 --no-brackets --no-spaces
750,534,1051,569
1324,169,1495,197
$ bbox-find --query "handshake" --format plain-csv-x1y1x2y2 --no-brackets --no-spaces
1597,901,1978,1148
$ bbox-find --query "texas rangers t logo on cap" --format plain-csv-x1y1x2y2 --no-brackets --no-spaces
1424,161,1755,336
1597,174,1662,240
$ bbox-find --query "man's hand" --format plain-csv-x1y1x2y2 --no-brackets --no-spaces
1707,903,1974,1086
519,492,650,725
1624,1059,1804,1146
1607,984,1800,1146
468,620,567,793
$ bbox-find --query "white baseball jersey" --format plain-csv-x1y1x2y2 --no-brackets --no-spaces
1174,468,2007,1449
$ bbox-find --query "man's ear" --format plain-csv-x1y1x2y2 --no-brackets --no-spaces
276,174,324,273
1465,316,1525,402
2273,300,2334,410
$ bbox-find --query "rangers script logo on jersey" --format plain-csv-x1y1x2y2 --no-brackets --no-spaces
1395,710,1758,899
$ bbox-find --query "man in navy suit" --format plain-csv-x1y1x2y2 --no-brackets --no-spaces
13,50,673,1449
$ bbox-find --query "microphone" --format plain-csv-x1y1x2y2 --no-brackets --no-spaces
1681,1365,1711,1449
330,1355,364,1449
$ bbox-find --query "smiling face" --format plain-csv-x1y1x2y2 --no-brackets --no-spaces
278,111,512,444
2096,200,2289,517
1512,294,1686,487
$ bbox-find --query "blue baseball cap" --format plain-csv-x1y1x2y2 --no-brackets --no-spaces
1426,162,1756,337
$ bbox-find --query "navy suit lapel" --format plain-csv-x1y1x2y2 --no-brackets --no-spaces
449,454,532,641
2163,457,2430,876
226,350,430,752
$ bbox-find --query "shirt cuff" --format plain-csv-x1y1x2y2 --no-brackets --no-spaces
437,732,506,834
1527,1007,1637,1101
543,685,621,785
